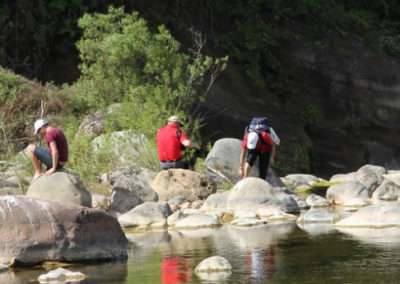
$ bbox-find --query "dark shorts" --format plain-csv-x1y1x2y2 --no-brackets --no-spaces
34,146,63,170
159,159,187,170
246,149,271,179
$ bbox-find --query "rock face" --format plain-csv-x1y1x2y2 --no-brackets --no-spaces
26,170,92,207
151,169,216,201
0,195,127,266
227,177,299,214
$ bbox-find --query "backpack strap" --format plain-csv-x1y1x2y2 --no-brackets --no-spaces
256,130,267,145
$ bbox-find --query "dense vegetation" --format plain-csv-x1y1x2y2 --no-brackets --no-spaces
1,0,400,180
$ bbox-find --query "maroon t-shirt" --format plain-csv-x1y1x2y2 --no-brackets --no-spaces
46,127,68,163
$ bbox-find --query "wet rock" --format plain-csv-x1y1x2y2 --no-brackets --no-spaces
174,213,221,229
0,196,127,266
26,169,92,207
38,268,85,283
231,218,266,227
151,169,216,201
195,256,232,277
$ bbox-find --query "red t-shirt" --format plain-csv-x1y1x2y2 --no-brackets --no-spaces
46,127,69,163
157,124,188,161
242,131,273,154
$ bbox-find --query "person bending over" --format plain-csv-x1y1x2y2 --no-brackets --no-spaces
157,115,197,169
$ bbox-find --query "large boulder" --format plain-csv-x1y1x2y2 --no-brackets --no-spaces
0,195,127,266
76,103,121,139
205,138,242,183
26,170,92,207
227,177,299,214
91,130,147,164
108,166,158,214
151,169,216,201
205,138,285,186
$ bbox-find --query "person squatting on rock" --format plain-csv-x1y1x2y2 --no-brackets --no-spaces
157,115,197,170
239,124,276,179
27,119,69,181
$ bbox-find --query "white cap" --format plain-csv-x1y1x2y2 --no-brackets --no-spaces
168,115,184,126
33,119,48,135
247,132,259,150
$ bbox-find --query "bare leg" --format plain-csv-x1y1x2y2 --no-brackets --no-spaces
243,163,252,178
26,144,43,180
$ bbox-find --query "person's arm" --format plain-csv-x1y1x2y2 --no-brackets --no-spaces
45,141,59,175
269,142,276,165
239,147,247,178
181,139,197,149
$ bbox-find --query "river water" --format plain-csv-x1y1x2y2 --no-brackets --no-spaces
4,222,400,283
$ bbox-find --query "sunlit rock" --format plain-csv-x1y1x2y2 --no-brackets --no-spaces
231,218,266,227
195,256,232,281
151,169,216,201
326,181,368,205
174,213,221,229
297,208,341,224
335,202,400,228
118,201,171,228
26,169,92,207
38,268,85,283
306,194,330,208
227,177,299,214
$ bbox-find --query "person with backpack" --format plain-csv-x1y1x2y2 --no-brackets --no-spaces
239,118,277,180
157,115,197,169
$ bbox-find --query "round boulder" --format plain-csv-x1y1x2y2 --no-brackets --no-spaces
227,177,299,214
151,169,216,201
26,170,92,207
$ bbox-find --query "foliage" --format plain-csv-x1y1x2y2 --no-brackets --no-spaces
273,141,311,175
75,6,227,139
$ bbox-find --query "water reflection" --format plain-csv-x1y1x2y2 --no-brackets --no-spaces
337,227,400,247
6,223,400,283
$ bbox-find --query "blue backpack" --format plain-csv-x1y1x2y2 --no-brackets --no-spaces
246,117,271,133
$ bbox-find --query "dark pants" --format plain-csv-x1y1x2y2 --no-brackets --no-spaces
159,159,187,170
246,149,271,179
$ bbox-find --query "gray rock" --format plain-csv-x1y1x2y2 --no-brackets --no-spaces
201,190,230,214
306,194,330,208
26,169,92,207
335,202,400,227
326,181,368,205
227,177,299,214
109,187,142,214
167,196,188,212
372,179,400,202
151,169,216,201
0,195,127,266
297,208,341,224
174,213,222,229
118,201,172,228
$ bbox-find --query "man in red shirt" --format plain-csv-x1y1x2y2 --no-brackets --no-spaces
239,128,276,180
157,115,196,169
26,119,69,181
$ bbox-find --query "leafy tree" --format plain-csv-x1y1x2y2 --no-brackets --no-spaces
75,6,227,139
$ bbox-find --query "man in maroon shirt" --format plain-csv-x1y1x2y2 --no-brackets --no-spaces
26,119,69,181
157,115,197,169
